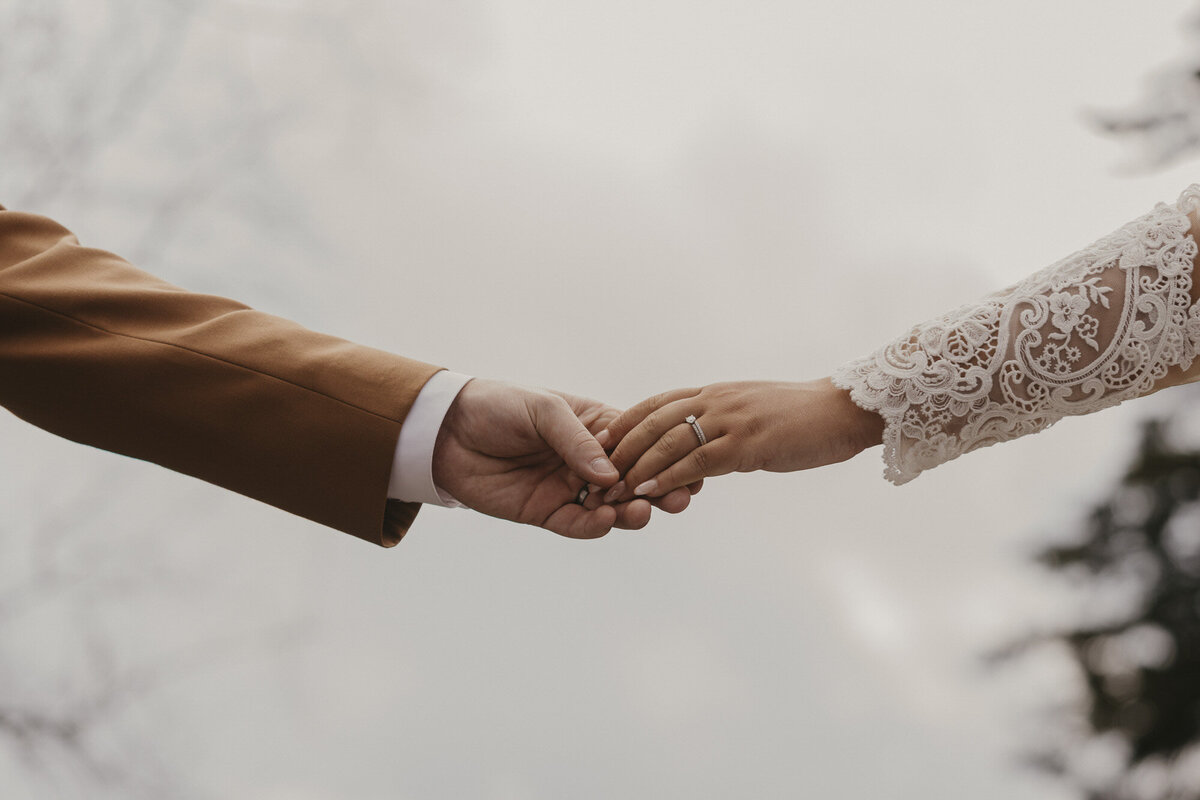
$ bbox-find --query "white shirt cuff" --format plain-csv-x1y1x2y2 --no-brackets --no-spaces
387,370,473,507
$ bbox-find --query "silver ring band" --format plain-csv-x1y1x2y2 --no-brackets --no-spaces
685,415,707,446
574,485,590,505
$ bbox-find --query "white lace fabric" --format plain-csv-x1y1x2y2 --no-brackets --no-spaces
832,185,1200,485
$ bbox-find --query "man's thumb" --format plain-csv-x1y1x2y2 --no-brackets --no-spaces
537,399,619,484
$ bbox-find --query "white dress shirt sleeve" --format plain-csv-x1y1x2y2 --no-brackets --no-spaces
387,369,473,507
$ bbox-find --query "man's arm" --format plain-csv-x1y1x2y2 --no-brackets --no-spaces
0,206,695,544
0,205,439,545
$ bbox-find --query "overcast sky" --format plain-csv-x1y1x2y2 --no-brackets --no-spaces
6,1,1200,798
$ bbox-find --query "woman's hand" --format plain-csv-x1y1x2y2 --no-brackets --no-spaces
596,378,884,502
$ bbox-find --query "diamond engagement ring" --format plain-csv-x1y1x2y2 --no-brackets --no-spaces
685,415,707,446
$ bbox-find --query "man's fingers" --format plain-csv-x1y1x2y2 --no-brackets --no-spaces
575,494,672,530
612,498,653,530
533,396,620,486
599,388,700,451
650,487,692,515
544,502,617,539
555,392,621,435
554,487,687,535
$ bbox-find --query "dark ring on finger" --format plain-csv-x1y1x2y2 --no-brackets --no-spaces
574,485,589,505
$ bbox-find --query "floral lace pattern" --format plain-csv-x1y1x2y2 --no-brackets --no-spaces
832,185,1200,485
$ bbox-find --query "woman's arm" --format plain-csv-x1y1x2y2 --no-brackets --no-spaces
599,185,1200,501
594,379,881,501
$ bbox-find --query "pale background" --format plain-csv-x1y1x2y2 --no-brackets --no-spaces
3,1,1199,797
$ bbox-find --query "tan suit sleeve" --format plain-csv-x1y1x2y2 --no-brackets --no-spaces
0,206,442,546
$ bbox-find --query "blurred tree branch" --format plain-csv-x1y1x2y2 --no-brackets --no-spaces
0,1,334,795
1089,4,1200,170
995,403,1200,799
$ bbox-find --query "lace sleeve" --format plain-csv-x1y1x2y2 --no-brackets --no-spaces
832,185,1200,485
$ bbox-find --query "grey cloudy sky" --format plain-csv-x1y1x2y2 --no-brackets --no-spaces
5,1,1200,798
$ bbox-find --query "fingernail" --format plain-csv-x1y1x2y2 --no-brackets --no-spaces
591,456,617,476
603,482,625,504
587,484,603,495
634,479,658,496
595,430,612,449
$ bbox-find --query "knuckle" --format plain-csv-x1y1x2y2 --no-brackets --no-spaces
691,447,710,475
608,414,633,438
740,413,762,436
652,430,677,456
641,414,662,439
609,449,632,473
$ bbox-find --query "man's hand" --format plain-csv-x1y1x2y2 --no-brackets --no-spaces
431,379,695,538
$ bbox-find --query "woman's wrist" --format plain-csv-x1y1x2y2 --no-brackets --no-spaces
743,379,884,473
817,376,884,453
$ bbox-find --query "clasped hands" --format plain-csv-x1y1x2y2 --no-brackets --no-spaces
430,377,884,538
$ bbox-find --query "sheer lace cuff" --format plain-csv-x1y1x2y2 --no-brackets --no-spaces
832,185,1200,485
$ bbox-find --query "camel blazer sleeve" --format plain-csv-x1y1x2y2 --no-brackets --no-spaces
0,205,443,546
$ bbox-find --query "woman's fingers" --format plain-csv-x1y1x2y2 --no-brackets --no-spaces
617,420,706,495
598,388,700,450
608,398,704,476
574,481,686,527
590,386,715,509
632,438,736,498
